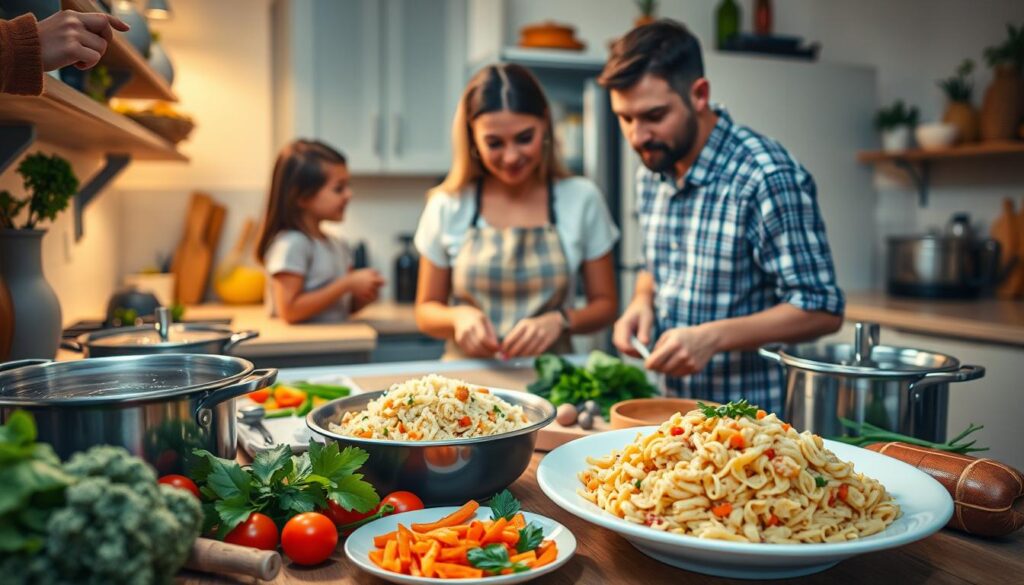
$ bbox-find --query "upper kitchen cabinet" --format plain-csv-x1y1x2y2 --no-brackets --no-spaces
272,0,466,175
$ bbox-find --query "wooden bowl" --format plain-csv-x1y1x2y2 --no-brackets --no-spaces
609,398,718,429
518,21,586,51
128,113,195,144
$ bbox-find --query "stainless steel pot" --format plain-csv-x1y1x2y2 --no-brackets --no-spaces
62,307,258,357
759,323,984,443
0,354,276,474
887,234,1004,299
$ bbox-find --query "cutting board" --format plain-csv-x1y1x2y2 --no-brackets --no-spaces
350,364,609,452
219,218,256,275
992,198,1022,299
173,193,214,304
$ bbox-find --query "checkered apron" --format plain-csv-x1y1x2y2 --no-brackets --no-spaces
447,178,572,358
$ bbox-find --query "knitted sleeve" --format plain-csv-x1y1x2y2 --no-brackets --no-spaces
0,13,43,96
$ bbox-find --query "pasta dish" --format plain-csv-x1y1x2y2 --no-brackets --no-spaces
578,401,900,543
331,375,529,441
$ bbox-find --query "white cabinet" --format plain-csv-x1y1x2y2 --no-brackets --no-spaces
274,0,466,175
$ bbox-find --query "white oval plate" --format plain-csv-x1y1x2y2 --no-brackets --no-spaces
344,506,577,584
537,427,953,579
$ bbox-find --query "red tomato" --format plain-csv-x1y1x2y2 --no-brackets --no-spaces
248,388,271,403
281,512,338,565
158,474,200,499
381,491,424,514
225,512,279,551
325,499,375,526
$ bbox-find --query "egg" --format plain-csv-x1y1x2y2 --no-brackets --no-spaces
556,403,578,426
578,411,594,430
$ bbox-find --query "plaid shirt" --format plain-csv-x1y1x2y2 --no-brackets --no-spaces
637,106,844,413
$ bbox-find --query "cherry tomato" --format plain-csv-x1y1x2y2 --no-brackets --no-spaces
281,512,338,565
225,512,279,551
381,491,424,514
325,499,376,526
157,474,200,499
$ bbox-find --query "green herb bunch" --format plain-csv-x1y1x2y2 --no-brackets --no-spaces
834,419,988,454
191,441,379,537
696,399,760,419
528,351,656,417
874,100,919,131
0,153,79,230
937,59,975,103
983,22,1024,69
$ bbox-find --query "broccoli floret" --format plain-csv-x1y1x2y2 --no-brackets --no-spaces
33,446,203,585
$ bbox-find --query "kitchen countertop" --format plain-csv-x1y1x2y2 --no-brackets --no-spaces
175,359,1024,584
845,291,1024,347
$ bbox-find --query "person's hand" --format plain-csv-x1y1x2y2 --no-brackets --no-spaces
344,268,385,304
612,298,655,357
644,324,722,376
500,312,564,358
452,306,499,358
37,10,130,71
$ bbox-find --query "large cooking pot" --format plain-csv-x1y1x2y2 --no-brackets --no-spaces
759,322,984,443
62,307,258,357
0,354,276,474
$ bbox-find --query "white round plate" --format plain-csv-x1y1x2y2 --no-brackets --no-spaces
537,427,953,580
344,506,577,584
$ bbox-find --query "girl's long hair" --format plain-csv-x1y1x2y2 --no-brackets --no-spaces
431,63,567,197
256,139,346,264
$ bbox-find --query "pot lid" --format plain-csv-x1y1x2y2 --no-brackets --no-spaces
0,354,253,406
763,342,961,377
82,324,234,348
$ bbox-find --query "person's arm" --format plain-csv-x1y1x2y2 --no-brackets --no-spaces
1,14,43,95
415,256,499,356
271,269,383,324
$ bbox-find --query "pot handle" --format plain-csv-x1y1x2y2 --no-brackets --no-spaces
60,339,84,353
0,359,51,373
223,330,259,353
194,368,277,428
909,365,985,391
758,344,785,364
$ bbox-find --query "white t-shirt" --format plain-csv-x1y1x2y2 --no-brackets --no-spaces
414,176,620,298
264,230,353,322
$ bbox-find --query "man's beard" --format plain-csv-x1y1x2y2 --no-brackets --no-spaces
636,113,698,174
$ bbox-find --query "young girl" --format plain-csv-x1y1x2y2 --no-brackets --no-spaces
414,64,620,358
256,139,384,324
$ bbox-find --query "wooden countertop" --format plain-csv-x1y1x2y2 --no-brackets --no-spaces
179,451,1024,584
184,304,377,357
349,301,420,336
845,291,1024,347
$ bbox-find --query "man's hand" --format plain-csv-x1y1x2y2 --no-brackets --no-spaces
37,10,130,71
612,298,654,358
645,324,722,377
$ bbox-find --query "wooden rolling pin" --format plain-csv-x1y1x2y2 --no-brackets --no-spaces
867,442,1024,537
184,537,282,581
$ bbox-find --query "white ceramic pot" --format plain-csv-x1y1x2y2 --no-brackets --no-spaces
881,126,912,152
915,123,958,151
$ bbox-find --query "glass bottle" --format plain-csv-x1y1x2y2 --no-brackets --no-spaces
754,0,772,36
716,0,740,50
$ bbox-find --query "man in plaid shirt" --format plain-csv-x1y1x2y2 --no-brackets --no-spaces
600,20,844,413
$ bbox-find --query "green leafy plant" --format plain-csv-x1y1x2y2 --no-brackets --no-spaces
0,153,79,230
635,0,657,17
86,64,112,103
937,59,975,103
191,440,379,538
467,543,530,574
833,419,988,454
873,100,919,131
528,351,656,417
488,489,521,521
696,399,760,419
983,22,1024,69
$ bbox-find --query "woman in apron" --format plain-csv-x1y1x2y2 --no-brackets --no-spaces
414,64,620,359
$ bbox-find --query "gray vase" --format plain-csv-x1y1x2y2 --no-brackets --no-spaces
148,41,174,85
0,230,62,360
111,0,151,58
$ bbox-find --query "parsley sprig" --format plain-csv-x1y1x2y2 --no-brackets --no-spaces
489,489,520,521
468,544,530,574
697,399,760,419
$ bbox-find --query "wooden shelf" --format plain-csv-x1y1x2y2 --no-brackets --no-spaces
857,140,1024,163
0,76,187,161
61,0,178,102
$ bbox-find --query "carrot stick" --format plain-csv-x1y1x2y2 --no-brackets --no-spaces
509,550,537,564
412,500,480,532
467,520,485,542
420,540,441,578
368,549,386,568
409,556,422,577
397,524,412,563
382,540,398,572
434,563,484,579
425,528,460,546
438,545,468,563
511,513,527,529
500,529,520,546
533,544,558,568
411,541,432,555
373,530,398,548
481,517,508,544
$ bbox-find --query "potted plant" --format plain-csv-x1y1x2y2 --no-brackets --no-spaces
634,0,657,28
980,23,1023,141
0,152,79,359
938,59,979,144
874,100,919,152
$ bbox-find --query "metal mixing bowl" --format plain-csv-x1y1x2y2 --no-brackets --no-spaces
306,389,555,505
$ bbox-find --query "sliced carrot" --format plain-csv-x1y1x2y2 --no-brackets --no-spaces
533,544,558,568
464,538,481,549
382,540,398,572
510,550,537,564
424,528,460,546
537,540,556,556
409,556,422,577
510,513,527,529
756,409,767,420
397,524,412,563
420,540,441,578
729,433,745,449
434,563,484,579
411,541,432,555
766,513,780,527
368,549,386,568
481,516,508,544
711,502,733,518
373,530,398,548
412,500,480,532
467,520,485,542
248,388,271,403
438,545,468,563
500,529,520,546
449,524,471,537
782,423,791,432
